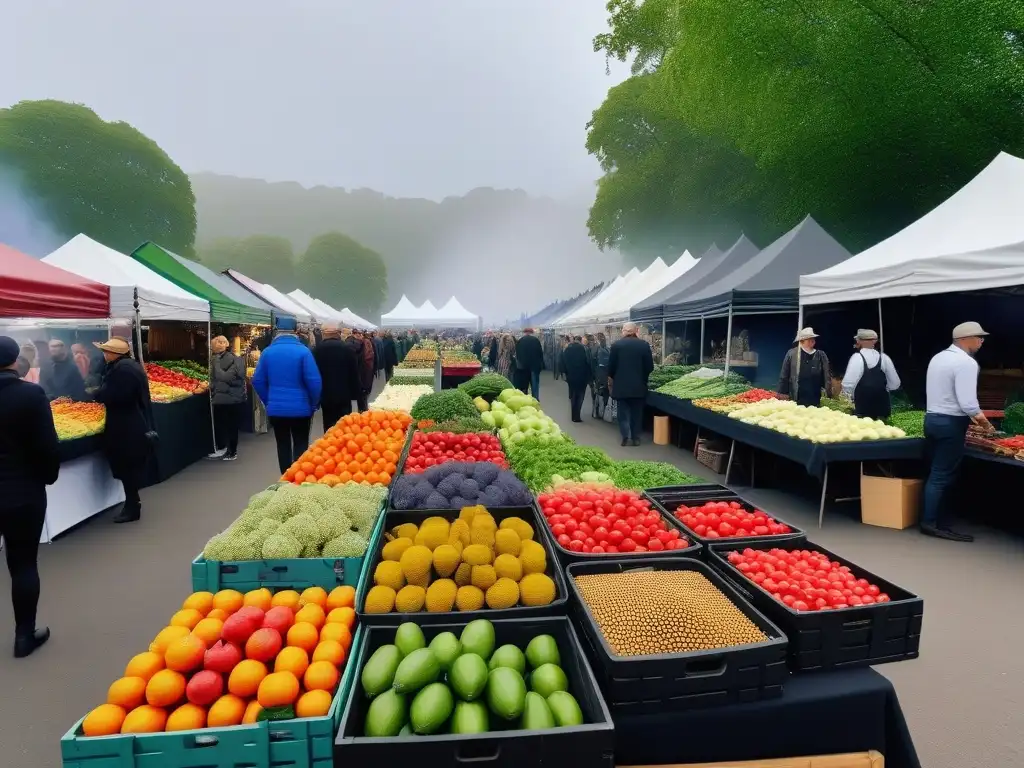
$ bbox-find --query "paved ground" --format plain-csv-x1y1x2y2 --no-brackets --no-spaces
2,377,1021,766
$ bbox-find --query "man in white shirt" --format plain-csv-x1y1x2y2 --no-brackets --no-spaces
841,329,900,420
921,322,993,542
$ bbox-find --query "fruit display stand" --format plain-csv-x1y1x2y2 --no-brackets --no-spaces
565,557,788,715
143,394,216,488
334,616,616,768
706,540,923,672
43,449,126,542
355,506,569,624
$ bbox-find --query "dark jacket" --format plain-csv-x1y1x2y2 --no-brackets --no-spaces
561,342,592,388
515,334,545,374
211,351,246,405
778,346,833,405
0,371,60,508
40,356,88,402
488,337,498,367
252,335,322,418
313,337,361,406
94,357,153,484
607,335,654,400
383,337,399,368
359,339,375,390
472,338,484,357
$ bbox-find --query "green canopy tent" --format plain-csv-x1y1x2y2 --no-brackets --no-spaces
129,242,274,326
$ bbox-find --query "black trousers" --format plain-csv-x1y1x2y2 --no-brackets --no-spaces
213,403,241,455
385,365,394,381
615,397,645,441
321,400,352,434
269,416,312,474
568,384,587,421
0,502,45,634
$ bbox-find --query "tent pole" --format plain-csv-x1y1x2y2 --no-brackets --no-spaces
133,288,145,364
661,319,666,363
207,320,217,452
699,318,705,364
724,308,734,375
877,298,884,353
797,304,804,333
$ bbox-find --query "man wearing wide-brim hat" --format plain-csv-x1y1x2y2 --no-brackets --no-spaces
921,321,993,542
840,329,901,420
777,327,833,407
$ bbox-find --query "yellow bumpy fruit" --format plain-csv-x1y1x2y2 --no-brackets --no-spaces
382,538,414,562
455,585,486,611
499,516,534,541
493,529,521,557
425,579,458,612
518,539,547,575
471,565,497,591
459,505,487,522
470,515,497,547
414,520,450,551
394,585,426,612
364,586,397,614
449,519,471,547
454,562,472,587
462,544,493,567
400,545,433,586
518,573,556,607
374,560,406,591
493,553,523,582
432,544,461,578
485,578,520,610
392,523,419,541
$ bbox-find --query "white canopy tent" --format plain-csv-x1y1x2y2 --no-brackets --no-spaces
342,308,376,328
380,295,422,327
556,269,640,327
223,270,312,323
625,251,698,316
286,289,328,322
549,277,622,326
582,264,658,323
801,152,1024,305
436,297,481,328
42,234,210,321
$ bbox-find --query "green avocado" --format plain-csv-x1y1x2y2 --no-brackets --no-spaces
363,689,407,737
392,647,440,694
410,682,454,735
520,691,555,730
361,644,403,698
486,667,527,720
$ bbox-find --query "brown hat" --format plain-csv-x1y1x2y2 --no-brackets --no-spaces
94,337,131,355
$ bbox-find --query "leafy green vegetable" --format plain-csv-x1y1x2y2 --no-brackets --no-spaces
390,375,434,386
419,417,496,434
1001,402,1024,436
648,364,715,389
505,438,615,492
656,373,750,400
458,373,514,398
886,410,925,437
611,461,703,491
410,390,481,423
820,397,853,414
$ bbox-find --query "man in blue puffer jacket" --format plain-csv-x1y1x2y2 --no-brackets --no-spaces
252,317,323,473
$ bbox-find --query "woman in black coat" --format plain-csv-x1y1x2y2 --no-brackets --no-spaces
560,336,593,422
382,332,399,381
93,337,154,524
0,336,59,657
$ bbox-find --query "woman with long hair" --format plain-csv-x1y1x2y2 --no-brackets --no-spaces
496,333,516,381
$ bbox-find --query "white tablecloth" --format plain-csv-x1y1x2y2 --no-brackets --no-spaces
42,453,125,542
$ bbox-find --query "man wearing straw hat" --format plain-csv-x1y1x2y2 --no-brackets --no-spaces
777,327,833,407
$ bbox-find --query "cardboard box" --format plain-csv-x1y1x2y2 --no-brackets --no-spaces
860,471,922,530
620,749,883,768
653,415,671,445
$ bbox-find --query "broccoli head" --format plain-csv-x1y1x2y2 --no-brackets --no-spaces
322,530,369,558
279,513,320,550
315,512,352,546
246,489,277,512
262,533,303,559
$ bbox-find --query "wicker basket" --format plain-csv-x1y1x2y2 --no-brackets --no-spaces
696,439,728,474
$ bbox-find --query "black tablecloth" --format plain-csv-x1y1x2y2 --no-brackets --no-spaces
57,434,101,462
647,393,925,478
614,668,919,767
965,447,1024,468
143,394,214,487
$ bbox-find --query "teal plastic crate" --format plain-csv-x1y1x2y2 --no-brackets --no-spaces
191,508,387,593
60,627,362,768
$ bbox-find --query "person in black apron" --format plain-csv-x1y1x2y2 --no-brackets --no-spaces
841,329,901,420
778,327,833,407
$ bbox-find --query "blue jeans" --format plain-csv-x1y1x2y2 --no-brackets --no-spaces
616,397,644,441
529,371,540,399
922,413,970,528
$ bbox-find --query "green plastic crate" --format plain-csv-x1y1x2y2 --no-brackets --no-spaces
60,626,362,768
191,508,386,593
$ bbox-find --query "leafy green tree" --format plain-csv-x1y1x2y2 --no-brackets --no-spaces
297,232,388,318
195,237,241,272
225,235,296,288
0,100,197,255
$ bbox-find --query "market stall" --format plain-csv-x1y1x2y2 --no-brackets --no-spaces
223,269,313,324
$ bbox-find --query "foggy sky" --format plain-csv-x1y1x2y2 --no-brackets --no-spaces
4,0,628,201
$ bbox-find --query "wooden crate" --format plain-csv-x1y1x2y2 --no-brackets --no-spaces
620,751,883,768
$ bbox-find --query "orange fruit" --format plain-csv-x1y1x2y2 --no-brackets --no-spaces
242,700,264,724
294,471,307,483
212,590,244,614
169,608,204,630
243,588,273,611
295,689,333,718
227,659,268,698
304,660,340,692
82,703,126,736
121,705,168,734
150,625,190,654
207,694,247,727
107,676,148,710
274,646,310,678
191,617,224,647
206,608,230,621
257,671,301,708
286,622,320,654
271,590,301,611
294,604,326,630
299,587,328,609
124,651,165,681
146,669,187,708
182,591,215,616
164,634,207,673
312,640,345,667
327,606,356,630
165,702,207,732
326,586,355,611
319,622,351,648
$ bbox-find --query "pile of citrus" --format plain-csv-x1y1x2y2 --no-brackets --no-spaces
281,410,412,487
80,586,357,736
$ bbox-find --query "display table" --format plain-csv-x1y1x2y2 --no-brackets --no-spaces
614,668,919,768
143,394,214,488
43,452,125,542
57,434,102,462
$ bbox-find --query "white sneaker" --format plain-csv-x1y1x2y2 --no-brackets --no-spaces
206,449,226,459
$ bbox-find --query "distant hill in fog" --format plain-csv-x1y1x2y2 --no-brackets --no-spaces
191,173,621,322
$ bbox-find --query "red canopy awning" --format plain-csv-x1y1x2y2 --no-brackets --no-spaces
0,243,110,318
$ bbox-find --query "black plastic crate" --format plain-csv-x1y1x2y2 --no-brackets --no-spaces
335,616,615,768
644,485,805,556
565,557,788,714
356,506,568,625
706,539,923,672
534,495,701,565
